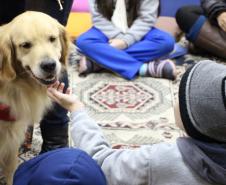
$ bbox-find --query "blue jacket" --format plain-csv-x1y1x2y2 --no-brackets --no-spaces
13,148,107,185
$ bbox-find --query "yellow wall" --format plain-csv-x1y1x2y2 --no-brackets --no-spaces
66,12,92,39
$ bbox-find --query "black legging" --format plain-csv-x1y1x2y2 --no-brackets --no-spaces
26,0,73,26
0,0,25,25
176,6,204,33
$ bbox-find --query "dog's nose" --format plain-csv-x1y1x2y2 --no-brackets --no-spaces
40,59,56,73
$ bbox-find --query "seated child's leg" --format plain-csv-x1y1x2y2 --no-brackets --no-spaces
139,59,177,80
125,28,175,62
78,56,104,76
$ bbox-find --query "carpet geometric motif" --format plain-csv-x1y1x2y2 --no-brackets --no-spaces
70,71,182,147
90,82,154,111
74,73,173,116
85,81,170,113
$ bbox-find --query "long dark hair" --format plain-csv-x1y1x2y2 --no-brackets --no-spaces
95,0,140,27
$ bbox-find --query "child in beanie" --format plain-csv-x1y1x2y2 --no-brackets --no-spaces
44,60,226,185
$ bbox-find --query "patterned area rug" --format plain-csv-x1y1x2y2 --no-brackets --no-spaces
0,50,220,184
70,69,183,147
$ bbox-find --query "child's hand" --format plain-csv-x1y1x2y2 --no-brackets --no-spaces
47,81,84,112
217,12,226,32
109,39,127,49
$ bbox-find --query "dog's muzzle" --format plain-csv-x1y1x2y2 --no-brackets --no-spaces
40,59,56,74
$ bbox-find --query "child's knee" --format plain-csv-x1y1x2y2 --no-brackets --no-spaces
176,7,188,24
161,33,175,54
76,35,87,50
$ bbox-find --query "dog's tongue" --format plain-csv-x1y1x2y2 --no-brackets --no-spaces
0,104,16,121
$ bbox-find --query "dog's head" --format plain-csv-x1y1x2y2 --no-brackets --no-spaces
0,11,70,85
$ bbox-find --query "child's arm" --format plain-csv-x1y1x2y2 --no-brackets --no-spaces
122,0,159,47
47,82,153,185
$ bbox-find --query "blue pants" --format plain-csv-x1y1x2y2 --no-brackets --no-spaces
76,27,175,80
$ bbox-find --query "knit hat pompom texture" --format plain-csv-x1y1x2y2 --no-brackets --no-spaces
179,60,226,142
13,148,107,185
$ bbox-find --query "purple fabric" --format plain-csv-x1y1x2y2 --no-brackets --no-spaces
160,0,200,17
71,0,89,12
71,0,200,14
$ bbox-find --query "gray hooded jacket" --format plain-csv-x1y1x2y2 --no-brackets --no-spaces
71,110,226,185
88,0,158,46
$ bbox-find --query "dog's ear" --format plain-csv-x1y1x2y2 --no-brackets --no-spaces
0,34,16,82
58,24,71,67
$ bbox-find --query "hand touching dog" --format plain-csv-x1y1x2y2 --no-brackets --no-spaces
47,81,84,112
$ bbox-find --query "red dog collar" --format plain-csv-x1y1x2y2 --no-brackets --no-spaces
0,103,16,121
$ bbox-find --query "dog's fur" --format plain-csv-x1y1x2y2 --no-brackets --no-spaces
0,11,70,185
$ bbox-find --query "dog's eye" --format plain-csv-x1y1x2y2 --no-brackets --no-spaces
20,42,32,49
49,36,56,43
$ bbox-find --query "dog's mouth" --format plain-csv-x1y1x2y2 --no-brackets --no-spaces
26,66,57,85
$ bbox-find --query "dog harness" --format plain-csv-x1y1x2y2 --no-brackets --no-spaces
0,103,16,121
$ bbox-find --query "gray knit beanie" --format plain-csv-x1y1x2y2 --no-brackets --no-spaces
179,60,226,143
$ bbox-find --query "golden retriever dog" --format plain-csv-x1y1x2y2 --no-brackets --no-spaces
0,11,70,185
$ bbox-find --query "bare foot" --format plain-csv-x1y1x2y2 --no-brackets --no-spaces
78,56,88,74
